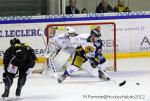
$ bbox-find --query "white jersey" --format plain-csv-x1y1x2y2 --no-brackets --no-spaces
43,33,79,58
55,34,81,55
52,34,80,70
68,34,81,48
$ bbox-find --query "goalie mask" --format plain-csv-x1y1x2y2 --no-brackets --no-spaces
66,26,76,37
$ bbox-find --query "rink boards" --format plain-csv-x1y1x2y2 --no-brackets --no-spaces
0,13,150,65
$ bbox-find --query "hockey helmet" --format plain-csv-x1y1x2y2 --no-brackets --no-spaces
10,38,21,46
66,26,76,36
90,26,101,37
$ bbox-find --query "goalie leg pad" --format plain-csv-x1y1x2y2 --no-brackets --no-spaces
48,57,57,78
54,49,71,70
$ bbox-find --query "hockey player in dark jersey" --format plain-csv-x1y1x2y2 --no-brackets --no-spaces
3,38,21,70
2,38,36,98
87,27,110,80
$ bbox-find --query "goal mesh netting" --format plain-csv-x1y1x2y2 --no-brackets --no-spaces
45,22,117,72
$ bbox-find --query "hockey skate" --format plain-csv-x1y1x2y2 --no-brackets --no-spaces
98,70,110,81
16,86,22,96
58,75,67,83
16,76,26,97
1,89,9,98
1,77,13,98
1,84,10,99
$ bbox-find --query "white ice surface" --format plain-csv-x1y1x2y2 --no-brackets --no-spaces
0,58,150,101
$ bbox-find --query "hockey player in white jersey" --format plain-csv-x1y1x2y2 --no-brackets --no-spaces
42,26,76,78
42,26,59,78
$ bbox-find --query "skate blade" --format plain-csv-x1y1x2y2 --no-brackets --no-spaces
1,97,23,101
99,77,110,81
1,97,8,101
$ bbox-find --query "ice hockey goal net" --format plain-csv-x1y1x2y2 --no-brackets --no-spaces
45,22,117,72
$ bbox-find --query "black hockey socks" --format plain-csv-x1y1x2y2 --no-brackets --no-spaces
1,76,13,97
16,76,26,96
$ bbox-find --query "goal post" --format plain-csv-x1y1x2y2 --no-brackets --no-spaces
46,22,117,72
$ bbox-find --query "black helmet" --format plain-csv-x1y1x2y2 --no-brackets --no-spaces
90,29,101,37
10,38,20,46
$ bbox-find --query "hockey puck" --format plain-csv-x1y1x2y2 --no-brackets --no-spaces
136,83,140,85
119,80,126,86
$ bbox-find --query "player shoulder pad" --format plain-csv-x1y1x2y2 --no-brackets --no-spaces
15,43,21,47
85,45,95,53
23,43,29,47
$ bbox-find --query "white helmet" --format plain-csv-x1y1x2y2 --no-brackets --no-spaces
66,26,76,34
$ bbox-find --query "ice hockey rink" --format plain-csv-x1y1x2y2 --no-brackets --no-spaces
0,58,150,101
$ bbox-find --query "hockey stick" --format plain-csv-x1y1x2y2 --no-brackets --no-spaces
32,34,48,74
84,55,126,86
43,57,58,79
99,68,126,86
41,34,48,49
40,34,58,78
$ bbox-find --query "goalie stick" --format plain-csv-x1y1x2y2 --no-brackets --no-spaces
32,34,48,74
84,55,126,87
42,34,48,49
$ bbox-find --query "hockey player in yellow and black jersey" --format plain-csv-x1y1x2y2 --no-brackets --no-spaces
71,46,87,68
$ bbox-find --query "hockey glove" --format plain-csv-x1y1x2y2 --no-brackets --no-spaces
7,64,18,74
91,62,97,68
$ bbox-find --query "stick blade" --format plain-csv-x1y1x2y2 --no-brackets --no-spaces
119,80,126,86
